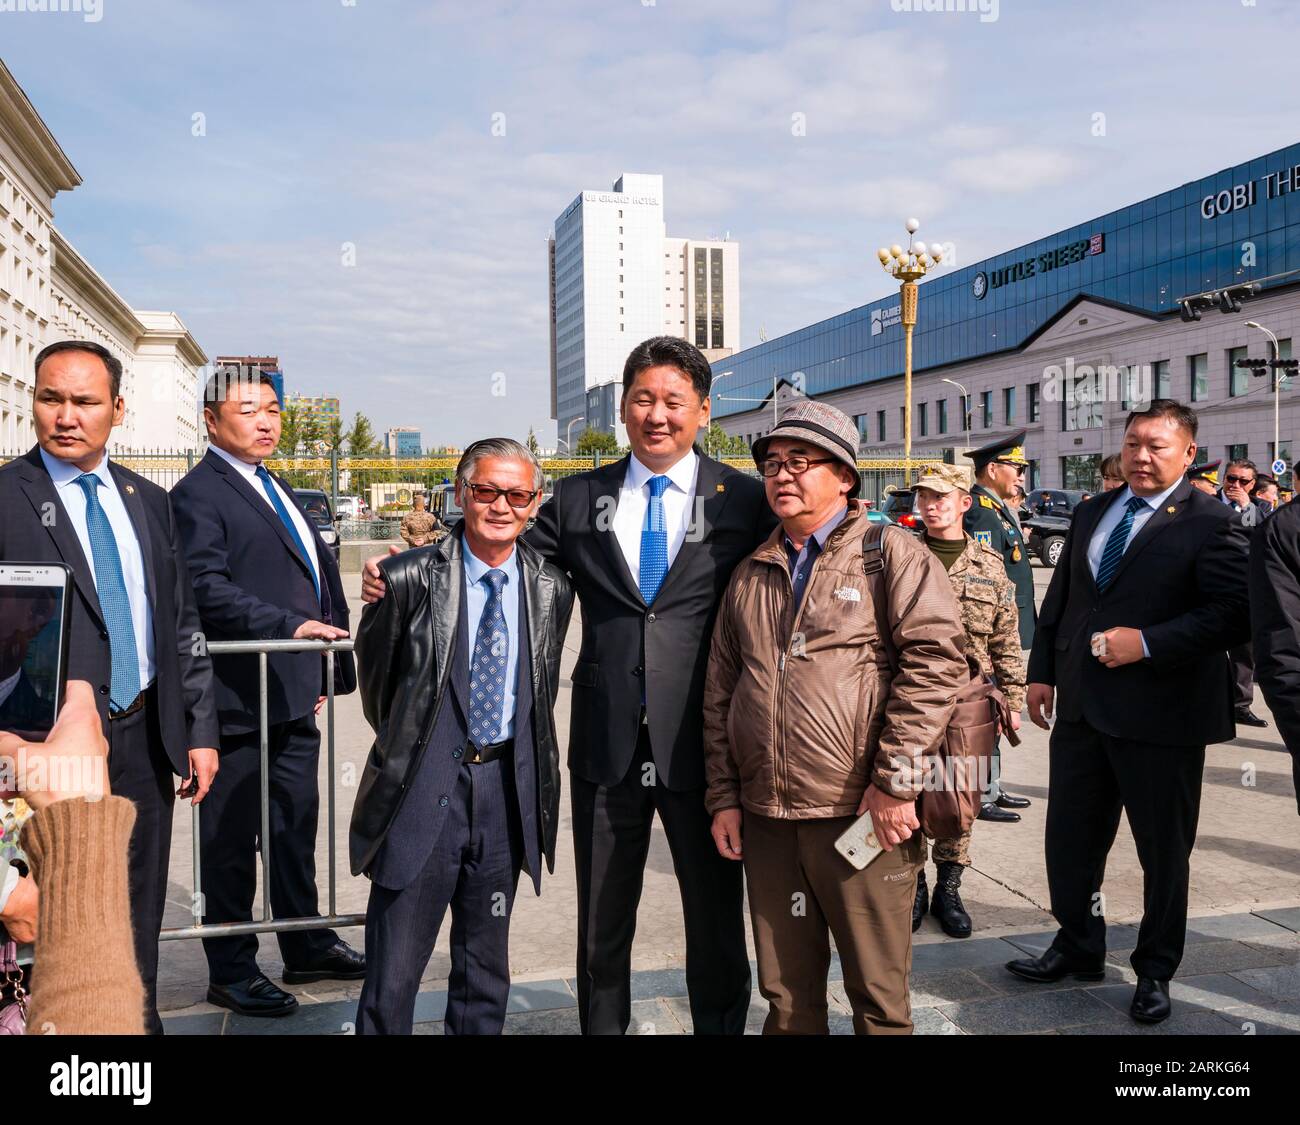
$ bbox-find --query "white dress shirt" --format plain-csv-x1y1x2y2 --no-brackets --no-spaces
210,444,322,595
463,540,521,742
610,449,700,589
1086,481,1182,658
40,447,155,689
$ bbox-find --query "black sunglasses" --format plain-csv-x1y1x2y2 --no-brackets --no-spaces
463,482,541,509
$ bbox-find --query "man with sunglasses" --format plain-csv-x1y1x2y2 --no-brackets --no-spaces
350,438,574,1034
1217,459,1268,726
964,431,1035,820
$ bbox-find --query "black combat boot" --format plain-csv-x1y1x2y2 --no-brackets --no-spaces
912,869,928,933
930,862,972,939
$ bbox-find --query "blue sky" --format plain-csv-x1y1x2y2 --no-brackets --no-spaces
5,0,1300,447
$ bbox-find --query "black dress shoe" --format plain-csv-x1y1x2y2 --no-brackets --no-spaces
978,802,1020,823
1130,976,1171,1024
208,973,299,1017
282,940,367,984
995,792,1031,809
912,869,929,933
1005,948,1106,983
1234,708,1268,728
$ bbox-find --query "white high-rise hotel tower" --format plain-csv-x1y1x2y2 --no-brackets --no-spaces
548,173,739,447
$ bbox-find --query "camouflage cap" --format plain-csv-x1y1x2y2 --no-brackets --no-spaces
915,463,973,494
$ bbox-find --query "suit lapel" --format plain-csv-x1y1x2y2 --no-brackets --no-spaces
1104,480,1191,592
15,447,103,625
438,530,466,714
588,456,645,606
656,451,733,600
107,461,159,607
206,451,315,588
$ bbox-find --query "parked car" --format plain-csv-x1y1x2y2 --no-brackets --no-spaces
1024,512,1072,567
880,487,920,533
335,494,368,519
292,488,340,560
1025,488,1090,517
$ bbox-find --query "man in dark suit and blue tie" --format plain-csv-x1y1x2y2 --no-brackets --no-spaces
350,438,573,1034
0,340,220,1033
1013,399,1250,1024
172,370,363,1017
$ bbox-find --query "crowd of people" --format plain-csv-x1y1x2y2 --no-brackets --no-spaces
1,333,1299,1036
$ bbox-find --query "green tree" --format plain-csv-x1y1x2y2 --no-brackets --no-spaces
705,421,750,458
344,412,380,455
526,426,540,457
277,402,301,456
298,414,324,454
576,428,619,455
325,415,344,451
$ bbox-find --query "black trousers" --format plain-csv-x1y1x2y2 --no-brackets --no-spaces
199,714,338,984
1045,717,1205,981
356,757,523,1035
571,725,751,1035
106,685,175,1036
1229,643,1255,710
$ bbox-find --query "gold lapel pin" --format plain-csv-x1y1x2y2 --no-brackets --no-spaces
716,483,726,493
1166,505,1175,514
125,484,135,495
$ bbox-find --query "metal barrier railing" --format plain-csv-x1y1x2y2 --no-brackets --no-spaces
160,639,365,941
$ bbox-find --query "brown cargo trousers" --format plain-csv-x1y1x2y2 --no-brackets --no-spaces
742,810,923,1034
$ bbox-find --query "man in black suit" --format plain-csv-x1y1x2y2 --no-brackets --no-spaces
364,337,778,1033
0,340,220,1033
1248,489,1300,816
172,370,363,1018
1218,458,1268,726
1012,399,1249,1024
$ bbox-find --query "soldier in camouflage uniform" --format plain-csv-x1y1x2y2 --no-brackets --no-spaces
399,492,445,548
913,463,1026,938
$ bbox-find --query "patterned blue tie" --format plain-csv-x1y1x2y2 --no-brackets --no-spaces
74,474,141,712
254,464,320,604
639,475,671,604
1096,495,1148,591
468,569,509,747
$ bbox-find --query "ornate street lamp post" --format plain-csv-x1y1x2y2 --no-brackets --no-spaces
878,219,942,485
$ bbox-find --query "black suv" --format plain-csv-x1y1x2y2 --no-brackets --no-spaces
293,488,340,561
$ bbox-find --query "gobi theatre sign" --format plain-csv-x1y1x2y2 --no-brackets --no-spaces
1200,162,1300,220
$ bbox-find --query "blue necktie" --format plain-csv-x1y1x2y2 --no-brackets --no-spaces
1096,495,1147,591
468,569,509,747
254,464,320,604
639,475,671,604
74,474,141,712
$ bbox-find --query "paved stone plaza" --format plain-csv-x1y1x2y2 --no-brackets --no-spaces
154,565,1300,1035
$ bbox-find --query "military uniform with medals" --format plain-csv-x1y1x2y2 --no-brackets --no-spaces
963,432,1036,650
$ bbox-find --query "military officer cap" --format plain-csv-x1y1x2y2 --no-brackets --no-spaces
968,429,1029,472
1188,459,1221,485
915,463,973,494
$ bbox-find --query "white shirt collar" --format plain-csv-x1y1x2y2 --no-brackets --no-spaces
625,448,698,494
210,443,262,481
463,537,519,586
39,446,111,489
1119,480,1181,512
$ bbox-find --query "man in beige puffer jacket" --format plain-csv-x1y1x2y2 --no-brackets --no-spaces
703,399,966,1035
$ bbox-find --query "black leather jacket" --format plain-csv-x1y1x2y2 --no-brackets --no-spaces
348,527,574,878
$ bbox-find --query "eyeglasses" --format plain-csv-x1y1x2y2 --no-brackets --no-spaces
758,456,837,477
1224,474,1254,486
993,460,1026,473
463,482,540,509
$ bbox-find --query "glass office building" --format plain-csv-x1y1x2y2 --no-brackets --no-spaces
717,142,1300,407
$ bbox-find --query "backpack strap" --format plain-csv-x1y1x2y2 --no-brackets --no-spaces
861,523,898,672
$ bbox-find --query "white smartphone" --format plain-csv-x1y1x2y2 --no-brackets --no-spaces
0,563,73,741
833,809,886,871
